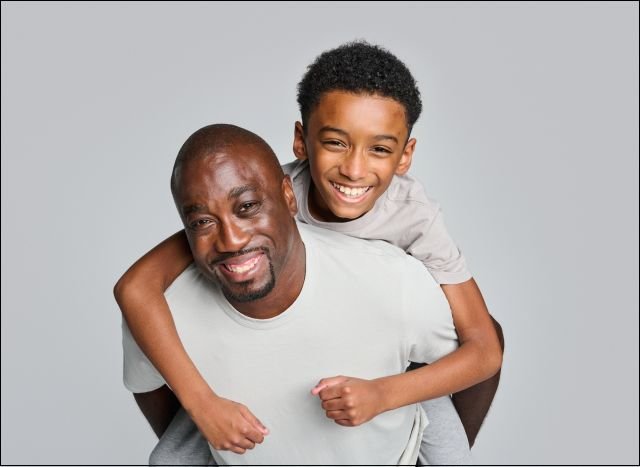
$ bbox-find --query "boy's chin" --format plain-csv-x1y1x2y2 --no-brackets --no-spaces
329,203,371,221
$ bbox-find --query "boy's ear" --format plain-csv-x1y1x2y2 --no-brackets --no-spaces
395,137,416,176
293,122,308,161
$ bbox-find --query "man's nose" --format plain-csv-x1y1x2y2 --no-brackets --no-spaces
215,220,251,253
338,150,368,181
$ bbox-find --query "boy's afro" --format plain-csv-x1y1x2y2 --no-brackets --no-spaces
297,41,422,130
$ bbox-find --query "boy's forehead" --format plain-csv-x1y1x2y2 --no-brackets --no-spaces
310,90,409,135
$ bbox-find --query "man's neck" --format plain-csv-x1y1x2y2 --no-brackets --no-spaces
230,235,306,320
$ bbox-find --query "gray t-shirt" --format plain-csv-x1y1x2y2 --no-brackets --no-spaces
283,160,471,284
123,223,459,465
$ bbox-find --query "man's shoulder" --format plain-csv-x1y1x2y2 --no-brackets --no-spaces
299,222,414,264
164,263,217,300
299,223,439,294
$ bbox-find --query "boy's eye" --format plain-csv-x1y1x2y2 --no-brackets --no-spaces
324,140,347,148
372,146,392,154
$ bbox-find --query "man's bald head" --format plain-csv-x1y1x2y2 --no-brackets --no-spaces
171,124,284,195
168,124,304,317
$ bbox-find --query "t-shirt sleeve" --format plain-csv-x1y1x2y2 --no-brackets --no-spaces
401,256,459,363
404,200,472,285
122,319,166,393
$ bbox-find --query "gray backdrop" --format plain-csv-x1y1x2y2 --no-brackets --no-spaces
2,1,638,465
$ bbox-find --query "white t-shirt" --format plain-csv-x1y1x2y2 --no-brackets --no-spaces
283,159,471,284
123,223,458,465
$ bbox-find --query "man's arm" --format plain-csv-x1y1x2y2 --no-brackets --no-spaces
133,385,181,438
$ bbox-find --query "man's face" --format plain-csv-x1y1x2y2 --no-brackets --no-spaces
294,90,416,222
174,148,297,304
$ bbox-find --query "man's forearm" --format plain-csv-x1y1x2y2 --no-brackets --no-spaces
134,385,181,438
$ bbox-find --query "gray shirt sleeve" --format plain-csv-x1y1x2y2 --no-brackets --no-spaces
404,203,472,285
122,319,166,393
400,255,459,363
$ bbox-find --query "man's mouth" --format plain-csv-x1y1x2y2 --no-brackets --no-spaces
330,181,372,200
222,254,262,274
213,250,267,281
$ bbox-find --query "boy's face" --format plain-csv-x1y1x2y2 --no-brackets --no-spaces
293,90,416,222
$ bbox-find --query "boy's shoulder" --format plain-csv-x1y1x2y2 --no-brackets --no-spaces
385,172,436,208
281,159,305,178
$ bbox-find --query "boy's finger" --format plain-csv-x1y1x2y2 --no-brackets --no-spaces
311,376,348,395
318,384,344,401
240,406,269,435
325,409,348,420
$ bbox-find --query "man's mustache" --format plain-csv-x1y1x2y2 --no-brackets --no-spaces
210,246,271,267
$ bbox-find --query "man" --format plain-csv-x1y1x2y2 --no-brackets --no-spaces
123,123,472,465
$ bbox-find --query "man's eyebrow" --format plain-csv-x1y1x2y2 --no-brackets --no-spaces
320,126,398,143
228,185,257,200
182,204,207,216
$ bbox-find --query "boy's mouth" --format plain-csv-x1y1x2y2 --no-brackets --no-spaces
330,181,372,202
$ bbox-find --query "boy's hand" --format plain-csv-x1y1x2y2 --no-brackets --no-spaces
311,376,386,427
189,396,269,454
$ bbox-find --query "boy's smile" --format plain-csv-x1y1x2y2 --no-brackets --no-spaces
293,90,416,222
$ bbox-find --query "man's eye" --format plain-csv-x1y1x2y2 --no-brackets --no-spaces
189,219,213,229
324,140,346,147
239,202,259,213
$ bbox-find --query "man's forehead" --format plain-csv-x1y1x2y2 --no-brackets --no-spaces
178,155,272,201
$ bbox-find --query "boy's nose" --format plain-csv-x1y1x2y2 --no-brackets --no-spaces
339,151,367,180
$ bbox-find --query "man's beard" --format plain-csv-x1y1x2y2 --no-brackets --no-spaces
220,258,276,303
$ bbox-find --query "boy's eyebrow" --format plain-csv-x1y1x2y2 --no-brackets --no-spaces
319,126,349,137
372,134,399,144
320,126,398,144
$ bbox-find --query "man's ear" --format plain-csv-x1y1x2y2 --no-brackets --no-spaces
293,122,308,161
395,137,416,176
282,175,298,217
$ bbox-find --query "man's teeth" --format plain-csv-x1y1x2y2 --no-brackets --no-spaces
331,182,370,197
224,256,260,273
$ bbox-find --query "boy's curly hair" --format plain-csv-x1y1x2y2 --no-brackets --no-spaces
296,41,422,131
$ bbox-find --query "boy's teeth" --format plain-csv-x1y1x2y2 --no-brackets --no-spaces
332,182,370,197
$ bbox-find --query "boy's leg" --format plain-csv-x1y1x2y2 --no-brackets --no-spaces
418,396,472,465
451,316,504,447
149,406,216,466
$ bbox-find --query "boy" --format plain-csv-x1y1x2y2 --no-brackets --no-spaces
115,41,503,464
